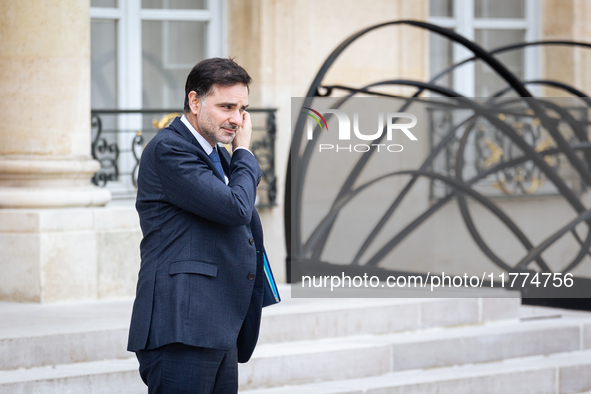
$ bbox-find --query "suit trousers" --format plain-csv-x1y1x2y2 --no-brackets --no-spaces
136,342,238,394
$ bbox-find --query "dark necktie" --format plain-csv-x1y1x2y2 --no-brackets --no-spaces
209,147,225,178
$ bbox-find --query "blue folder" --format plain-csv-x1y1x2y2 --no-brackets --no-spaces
262,248,281,307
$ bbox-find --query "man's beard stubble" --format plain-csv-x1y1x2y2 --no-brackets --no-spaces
198,104,237,145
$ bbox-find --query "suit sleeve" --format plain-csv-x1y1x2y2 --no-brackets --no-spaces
154,137,262,227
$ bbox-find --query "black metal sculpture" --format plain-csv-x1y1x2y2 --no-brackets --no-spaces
286,20,591,302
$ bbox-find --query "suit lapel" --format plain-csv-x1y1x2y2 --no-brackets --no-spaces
170,117,201,150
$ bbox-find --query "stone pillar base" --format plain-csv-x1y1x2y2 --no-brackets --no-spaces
0,186,111,208
0,206,141,303
0,157,111,208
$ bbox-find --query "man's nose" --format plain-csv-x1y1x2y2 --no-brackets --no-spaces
229,109,241,125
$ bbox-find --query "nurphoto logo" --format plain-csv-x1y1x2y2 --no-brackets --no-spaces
303,108,418,153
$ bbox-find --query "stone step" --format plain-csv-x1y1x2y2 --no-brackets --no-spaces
258,293,521,344
240,349,591,394
0,301,588,393
4,348,590,394
0,299,132,371
2,319,587,394
4,346,589,394
0,358,143,394
0,286,522,370
239,316,591,390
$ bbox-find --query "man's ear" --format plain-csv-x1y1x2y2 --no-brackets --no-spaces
188,91,201,115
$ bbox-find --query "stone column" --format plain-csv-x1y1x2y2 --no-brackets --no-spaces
0,0,113,302
0,1,110,207
541,0,575,97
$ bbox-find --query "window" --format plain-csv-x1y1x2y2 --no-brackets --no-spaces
90,0,225,197
428,0,540,97
427,1,554,200
91,0,224,110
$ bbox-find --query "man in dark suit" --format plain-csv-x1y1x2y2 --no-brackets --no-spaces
127,58,266,393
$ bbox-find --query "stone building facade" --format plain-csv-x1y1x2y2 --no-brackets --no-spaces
1,0,590,302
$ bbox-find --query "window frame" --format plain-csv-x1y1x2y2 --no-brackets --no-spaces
428,0,541,97
90,0,226,198
90,0,226,111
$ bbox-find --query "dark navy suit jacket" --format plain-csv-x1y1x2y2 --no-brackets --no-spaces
127,117,265,363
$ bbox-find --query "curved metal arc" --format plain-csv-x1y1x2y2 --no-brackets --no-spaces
299,20,533,102
531,99,591,178
303,93,419,258
288,22,591,278
429,42,591,185
305,105,467,261
499,98,591,272
429,40,591,89
298,93,369,256
315,80,482,255
289,96,318,255
478,97,591,272
302,80,590,265
468,102,586,214
351,170,536,268
356,95,590,269
489,95,591,186
514,209,591,271
322,81,462,99
492,80,591,105
302,80,587,263
428,43,591,172
288,19,535,260
524,106,591,190
358,143,591,270
305,140,591,269
561,228,591,273
303,80,464,260
453,103,551,272
350,108,475,265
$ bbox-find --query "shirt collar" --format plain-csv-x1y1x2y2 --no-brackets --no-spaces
181,114,215,155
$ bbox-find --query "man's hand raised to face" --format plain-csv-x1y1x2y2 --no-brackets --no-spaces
232,110,252,151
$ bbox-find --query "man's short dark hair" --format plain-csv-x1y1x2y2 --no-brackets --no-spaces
184,57,252,112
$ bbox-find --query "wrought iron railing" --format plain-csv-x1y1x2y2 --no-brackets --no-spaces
91,108,277,207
